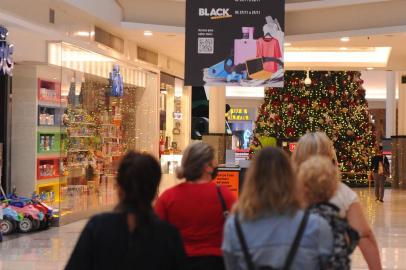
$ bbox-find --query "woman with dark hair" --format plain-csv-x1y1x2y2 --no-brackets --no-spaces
155,142,236,270
65,151,186,270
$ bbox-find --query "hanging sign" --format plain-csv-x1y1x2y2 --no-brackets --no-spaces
185,0,285,87
0,26,14,76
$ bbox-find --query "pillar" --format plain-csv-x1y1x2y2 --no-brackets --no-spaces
399,73,406,135
209,86,226,134
392,72,406,189
204,87,229,164
386,71,396,138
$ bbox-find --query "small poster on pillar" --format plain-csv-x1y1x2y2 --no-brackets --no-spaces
185,0,285,87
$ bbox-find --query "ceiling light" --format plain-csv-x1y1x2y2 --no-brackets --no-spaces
74,31,92,37
339,47,348,51
144,31,153,36
340,37,350,42
366,67,374,70
284,47,391,66
284,42,292,47
226,87,265,98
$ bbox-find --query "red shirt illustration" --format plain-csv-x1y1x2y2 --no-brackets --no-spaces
256,37,282,73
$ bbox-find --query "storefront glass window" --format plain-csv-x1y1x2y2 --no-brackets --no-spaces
37,42,159,223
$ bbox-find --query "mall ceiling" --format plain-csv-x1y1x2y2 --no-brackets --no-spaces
117,0,394,28
116,0,406,70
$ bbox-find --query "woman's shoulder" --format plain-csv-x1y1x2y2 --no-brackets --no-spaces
157,183,187,199
87,212,125,227
88,212,179,235
337,182,357,196
330,182,359,206
306,210,330,228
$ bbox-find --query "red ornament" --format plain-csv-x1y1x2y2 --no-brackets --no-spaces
299,98,309,106
285,127,295,137
320,98,330,107
283,93,292,102
271,100,281,107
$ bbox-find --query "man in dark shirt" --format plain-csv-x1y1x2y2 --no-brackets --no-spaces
370,146,389,202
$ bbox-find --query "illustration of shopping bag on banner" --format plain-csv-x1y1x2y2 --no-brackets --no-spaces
234,27,257,65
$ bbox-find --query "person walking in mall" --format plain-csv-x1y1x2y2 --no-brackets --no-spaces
371,145,390,202
65,152,186,270
155,142,236,270
293,132,382,270
222,147,333,270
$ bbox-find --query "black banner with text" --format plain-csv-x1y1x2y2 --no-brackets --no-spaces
185,0,285,87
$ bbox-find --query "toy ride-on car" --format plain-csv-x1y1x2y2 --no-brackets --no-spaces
0,206,22,235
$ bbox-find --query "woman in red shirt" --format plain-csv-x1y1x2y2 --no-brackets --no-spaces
155,142,236,270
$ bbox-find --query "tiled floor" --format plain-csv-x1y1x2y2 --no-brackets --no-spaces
352,188,406,270
0,188,405,270
0,219,85,270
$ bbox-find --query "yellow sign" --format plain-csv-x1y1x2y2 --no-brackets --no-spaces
227,108,251,121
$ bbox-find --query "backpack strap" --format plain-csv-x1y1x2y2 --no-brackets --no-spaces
234,213,256,270
283,210,310,270
216,185,230,218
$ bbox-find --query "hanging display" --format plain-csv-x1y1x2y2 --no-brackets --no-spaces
0,26,13,76
109,64,124,97
185,0,285,87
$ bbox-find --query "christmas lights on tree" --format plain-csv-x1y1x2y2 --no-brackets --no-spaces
251,71,376,186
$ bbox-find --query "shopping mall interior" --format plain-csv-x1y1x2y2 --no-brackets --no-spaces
2,0,406,269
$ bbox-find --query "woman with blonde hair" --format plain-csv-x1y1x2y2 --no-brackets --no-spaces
292,132,382,270
222,147,333,270
155,142,236,270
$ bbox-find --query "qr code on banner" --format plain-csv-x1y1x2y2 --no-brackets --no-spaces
198,38,214,54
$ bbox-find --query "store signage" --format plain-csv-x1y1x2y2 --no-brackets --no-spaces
109,64,123,97
185,0,285,87
289,143,297,152
0,26,14,76
215,170,239,198
227,108,252,121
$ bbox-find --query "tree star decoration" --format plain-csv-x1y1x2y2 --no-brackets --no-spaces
0,25,14,76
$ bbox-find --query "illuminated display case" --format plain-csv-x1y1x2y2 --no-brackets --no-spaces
11,42,159,225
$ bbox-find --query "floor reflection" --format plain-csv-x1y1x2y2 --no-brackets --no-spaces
353,188,406,270
1,188,405,269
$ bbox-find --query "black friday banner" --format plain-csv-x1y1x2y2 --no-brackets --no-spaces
185,0,285,87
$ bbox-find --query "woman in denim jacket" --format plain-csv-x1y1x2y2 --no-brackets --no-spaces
222,147,333,270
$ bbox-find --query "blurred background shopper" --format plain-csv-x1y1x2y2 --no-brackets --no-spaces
155,142,236,270
293,132,382,270
222,147,333,270
65,152,186,270
370,145,390,202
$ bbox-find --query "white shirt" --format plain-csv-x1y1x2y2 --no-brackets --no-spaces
330,182,359,218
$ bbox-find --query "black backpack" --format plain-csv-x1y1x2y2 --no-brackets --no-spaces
309,202,360,270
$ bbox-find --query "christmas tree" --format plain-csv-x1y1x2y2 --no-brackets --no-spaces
251,71,376,186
